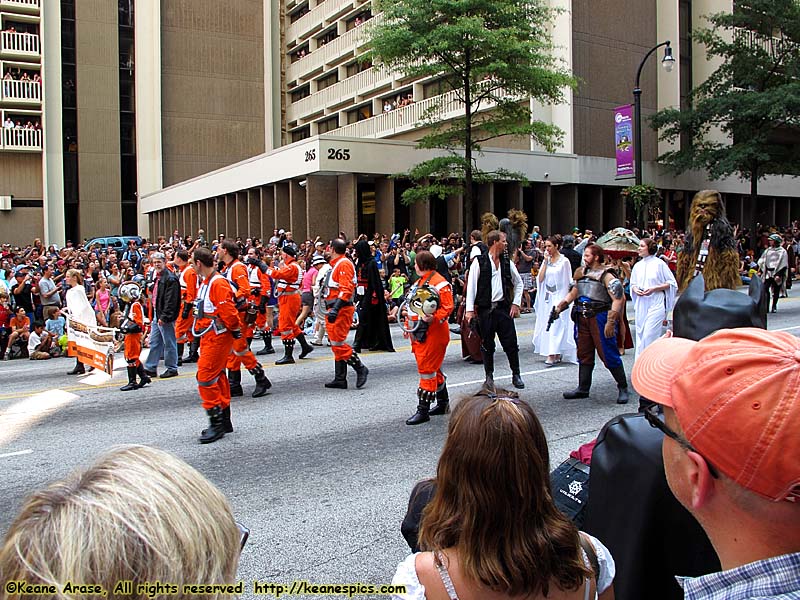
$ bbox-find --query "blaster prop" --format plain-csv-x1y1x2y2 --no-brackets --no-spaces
546,307,559,331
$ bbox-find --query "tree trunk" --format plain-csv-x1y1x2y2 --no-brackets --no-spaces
463,54,473,236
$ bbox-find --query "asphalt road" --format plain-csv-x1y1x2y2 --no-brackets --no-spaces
1,295,799,599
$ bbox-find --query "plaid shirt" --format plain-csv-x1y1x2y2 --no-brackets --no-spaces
678,552,800,599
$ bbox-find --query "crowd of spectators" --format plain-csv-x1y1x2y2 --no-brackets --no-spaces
1,219,797,362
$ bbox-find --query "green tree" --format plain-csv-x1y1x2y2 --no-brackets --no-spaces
651,0,800,213
366,0,574,230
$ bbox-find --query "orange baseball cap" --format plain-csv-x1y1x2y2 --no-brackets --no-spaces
632,328,800,502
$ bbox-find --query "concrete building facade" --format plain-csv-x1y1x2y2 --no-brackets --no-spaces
1,0,798,246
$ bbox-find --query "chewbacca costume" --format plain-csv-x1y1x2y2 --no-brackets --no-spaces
676,190,740,292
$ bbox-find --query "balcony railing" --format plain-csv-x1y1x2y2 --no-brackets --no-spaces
1,79,41,102
0,32,40,56
734,27,795,58
0,0,40,12
286,15,378,84
288,64,393,122
1,126,42,150
286,0,363,44
323,83,512,139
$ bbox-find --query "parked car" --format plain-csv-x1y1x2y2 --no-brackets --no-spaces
84,236,143,250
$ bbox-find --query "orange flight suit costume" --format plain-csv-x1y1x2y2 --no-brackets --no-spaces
408,271,453,394
220,259,259,372
267,257,303,341
325,255,356,362
123,300,144,368
176,264,198,347
323,255,369,389
405,270,453,424
194,273,239,411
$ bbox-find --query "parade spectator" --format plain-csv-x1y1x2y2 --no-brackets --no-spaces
632,329,800,599
11,265,35,324
0,290,11,359
516,239,536,313
8,306,30,352
142,252,180,378
393,394,615,599
27,319,54,359
37,263,60,317
0,445,243,598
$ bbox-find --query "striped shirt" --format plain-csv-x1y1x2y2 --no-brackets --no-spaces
678,552,800,599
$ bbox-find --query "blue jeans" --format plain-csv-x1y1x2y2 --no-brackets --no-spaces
145,318,178,372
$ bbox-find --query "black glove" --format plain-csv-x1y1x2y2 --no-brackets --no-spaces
181,302,192,320
258,295,268,314
327,298,344,323
231,329,242,339
246,256,261,267
121,322,142,334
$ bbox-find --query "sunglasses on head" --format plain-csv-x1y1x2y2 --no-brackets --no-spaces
236,521,249,550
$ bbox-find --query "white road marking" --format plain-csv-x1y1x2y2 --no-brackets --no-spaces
0,389,80,448
0,449,33,459
774,325,800,332
450,366,567,388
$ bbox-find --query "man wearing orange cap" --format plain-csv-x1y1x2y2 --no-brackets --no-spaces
633,328,800,599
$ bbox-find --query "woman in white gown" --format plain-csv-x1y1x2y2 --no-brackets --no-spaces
63,268,98,375
630,238,676,360
532,235,577,366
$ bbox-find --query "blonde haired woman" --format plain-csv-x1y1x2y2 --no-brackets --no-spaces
63,268,97,375
0,446,243,599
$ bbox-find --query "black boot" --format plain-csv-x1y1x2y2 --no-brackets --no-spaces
610,365,630,405
67,358,85,375
257,331,275,355
136,364,152,387
563,364,593,399
199,406,226,444
249,364,272,397
184,339,200,363
228,369,244,397
177,343,184,366
275,340,295,365
429,382,450,416
480,351,495,394
203,405,234,435
406,388,433,425
347,352,369,388
297,333,314,359
508,350,525,389
120,366,139,391
324,360,348,389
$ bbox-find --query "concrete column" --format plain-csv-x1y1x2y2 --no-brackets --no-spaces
552,185,578,234
584,187,603,233
215,198,226,238
604,188,625,231
149,214,157,238
225,195,237,238
375,177,395,236
248,189,262,240
187,202,197,238
307,175,340,242
289,180,308,240
338,174,358,239
237,191,248,238
198,200,208,238
261,186,276,234
275,183,291,230
507,182,523,211
693,0,733,146
41,0,66,246
791,198,800,223
657,0,681,158
135,0,162,239
410,200,431,234
477,183,494,219
447,193,464,236
532,184,552,237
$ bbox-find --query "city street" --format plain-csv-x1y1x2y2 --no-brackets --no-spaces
2,296,799,598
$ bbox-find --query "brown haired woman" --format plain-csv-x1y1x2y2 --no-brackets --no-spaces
392,395,615,599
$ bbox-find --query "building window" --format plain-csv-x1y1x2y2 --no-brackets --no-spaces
346,59,372,77
291,84,311,103
316,28,337,46
423,77,456,99
347,104,372,124
291,126,311,142
317,71,338,91
346,10,372,31
317,116,338,134
290,44,309,62
289,3,309,23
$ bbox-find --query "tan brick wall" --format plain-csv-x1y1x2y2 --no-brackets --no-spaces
161,0,266,187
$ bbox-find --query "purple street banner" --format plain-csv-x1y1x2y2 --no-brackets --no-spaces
614,104,634,178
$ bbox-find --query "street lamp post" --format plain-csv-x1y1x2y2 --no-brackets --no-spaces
633,40,675,187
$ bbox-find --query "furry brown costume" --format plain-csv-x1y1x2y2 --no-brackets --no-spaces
676,190,741,292
480,212,499,244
